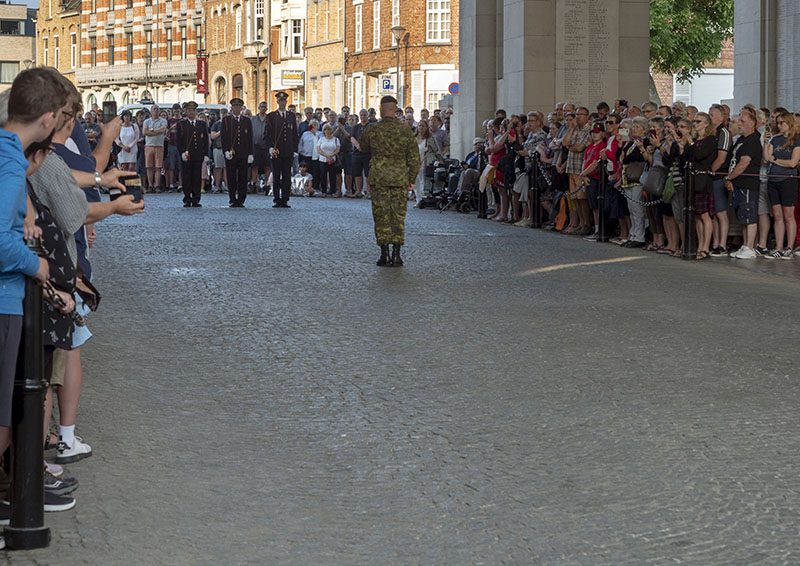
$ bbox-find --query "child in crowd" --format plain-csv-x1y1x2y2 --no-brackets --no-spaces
291,162,315,197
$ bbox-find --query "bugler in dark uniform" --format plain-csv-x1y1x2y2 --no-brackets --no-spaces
221,97,254,207
265,91,299,208
359,96,421,266
177,101,209,207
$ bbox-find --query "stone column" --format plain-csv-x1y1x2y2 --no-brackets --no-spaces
452,0,497,162
453,0,650,159
733,0,778,109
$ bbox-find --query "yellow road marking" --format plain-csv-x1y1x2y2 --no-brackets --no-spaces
519,256,646,276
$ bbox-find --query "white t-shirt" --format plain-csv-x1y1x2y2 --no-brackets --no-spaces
316,136,340,162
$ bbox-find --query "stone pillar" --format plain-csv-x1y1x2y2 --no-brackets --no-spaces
453,0,650,159
733,0,778,109
452,0,497,163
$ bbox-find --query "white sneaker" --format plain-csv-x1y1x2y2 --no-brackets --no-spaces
513,219,530,227
55,436,92,464
731,246,757,259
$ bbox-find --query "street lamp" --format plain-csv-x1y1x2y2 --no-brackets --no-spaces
391,25,405,107
22,59,34,70
143,53,153,102
248,40,267,107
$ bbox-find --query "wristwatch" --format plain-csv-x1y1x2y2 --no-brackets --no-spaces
94,171,102,189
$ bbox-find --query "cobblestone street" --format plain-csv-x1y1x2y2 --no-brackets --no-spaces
4,193,800,565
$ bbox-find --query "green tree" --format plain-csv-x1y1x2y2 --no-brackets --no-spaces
650,0,734,83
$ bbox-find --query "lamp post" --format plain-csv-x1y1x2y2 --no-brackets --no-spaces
143,53,152,102
390,25,405,107
248,40,267,108
22,59,34,70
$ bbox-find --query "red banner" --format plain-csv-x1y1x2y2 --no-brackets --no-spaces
196,57,208,94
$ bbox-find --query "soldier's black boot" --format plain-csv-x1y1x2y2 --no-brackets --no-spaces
390,244,403,267
376,245,390,266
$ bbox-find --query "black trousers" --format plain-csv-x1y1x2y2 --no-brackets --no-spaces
271,155,293,205
226,158,249,205
181,159,203,205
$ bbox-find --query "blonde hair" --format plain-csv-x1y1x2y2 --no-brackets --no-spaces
776,111,800,149
694,112,716,138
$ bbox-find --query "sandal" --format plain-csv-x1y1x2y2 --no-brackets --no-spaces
657,248,676,255
695,250,710,260
672,249,683,258
44,433,58,450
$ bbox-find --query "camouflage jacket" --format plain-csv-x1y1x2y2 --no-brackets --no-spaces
359,116,421,187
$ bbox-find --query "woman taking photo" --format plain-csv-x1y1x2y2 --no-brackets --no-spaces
116,110,140,172
616,116,650,247
316,123,341,197
763,111,800,258
689,112,718,259
412,119,443,207
661,117,693,256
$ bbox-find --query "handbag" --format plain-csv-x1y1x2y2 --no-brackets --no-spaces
624,161,645,183
643,164,668,197
662,167,677,203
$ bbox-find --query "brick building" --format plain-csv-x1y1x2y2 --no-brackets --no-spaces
35,0,80,86
208,0,305,111
0,2,36,93
344,0,458,113
74,0,205,110
652,39,735,109
306,0,344,110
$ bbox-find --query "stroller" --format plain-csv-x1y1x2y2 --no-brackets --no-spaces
417,159,461,209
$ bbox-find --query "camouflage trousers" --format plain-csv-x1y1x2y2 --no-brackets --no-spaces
371,186,408,245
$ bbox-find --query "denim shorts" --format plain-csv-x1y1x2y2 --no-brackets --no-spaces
166,144,181,171
712,178,729,214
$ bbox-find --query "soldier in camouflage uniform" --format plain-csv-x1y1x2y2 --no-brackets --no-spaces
358,96,421,267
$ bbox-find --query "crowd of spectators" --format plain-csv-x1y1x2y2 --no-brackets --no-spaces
461,98,800,260
0,67,144,536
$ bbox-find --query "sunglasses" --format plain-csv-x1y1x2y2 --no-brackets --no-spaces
693,120,704,123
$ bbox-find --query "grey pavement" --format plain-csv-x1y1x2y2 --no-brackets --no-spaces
4,193,800,565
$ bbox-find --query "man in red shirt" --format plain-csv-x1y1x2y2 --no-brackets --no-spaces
579,122,608,240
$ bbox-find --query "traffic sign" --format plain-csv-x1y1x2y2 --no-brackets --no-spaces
379,74,395,94
448,82,459,95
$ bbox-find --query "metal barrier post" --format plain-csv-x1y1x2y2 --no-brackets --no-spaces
598,164,608,242
530,156,542,228
4,241,50,550
477,183,488,219
682,166,697,261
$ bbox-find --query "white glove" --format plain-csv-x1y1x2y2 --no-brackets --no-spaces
247,154,254,165
224,151,233,160
269,148,276,159
181,151,189,162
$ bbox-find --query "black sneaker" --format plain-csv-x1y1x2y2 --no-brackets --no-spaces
754,245,770,257
709,246,728,256
44,491,76,512
45,472,78,496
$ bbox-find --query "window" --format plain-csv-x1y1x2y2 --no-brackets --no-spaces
255,0,264,40
391,0,399,45
127,0,133,8
109,0,114,10
146,30,152,58
54,36,60,67
245,0,251,44
108,34,114,65
372,1,380,50
0,20,23,35
90,36,96,66
232,73,243,99
426,0,450,43
70,32,77,68
234,5,242,48
215,76,226,104
427,91,446,110
354,5,362,52
195,24,202,53
126,32,133,63
43,38,48,66
181,26,187,58
292,20,302,56
0,61,19,83
166,28,172,60
104,92,115,102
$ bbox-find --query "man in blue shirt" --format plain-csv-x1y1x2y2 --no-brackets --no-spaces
0,68,69,499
